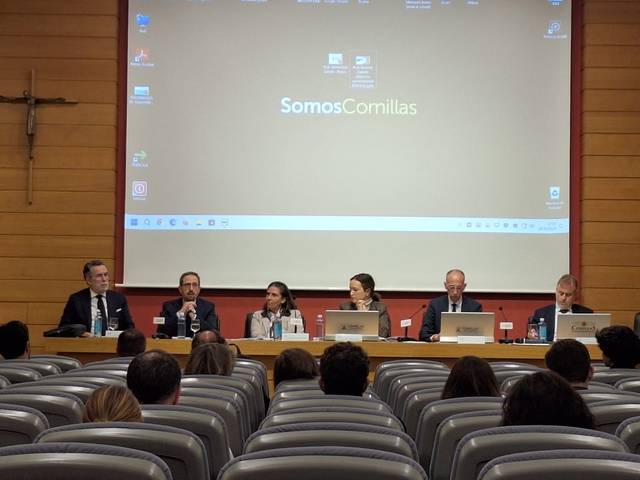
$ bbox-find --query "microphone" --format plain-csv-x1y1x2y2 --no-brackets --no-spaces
397,304,427,342
498,306,514,344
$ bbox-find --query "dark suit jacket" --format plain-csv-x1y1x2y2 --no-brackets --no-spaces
59,288,134,333
531,303,593,341
419,294,482,341
157,297,218,338
339,300,391,338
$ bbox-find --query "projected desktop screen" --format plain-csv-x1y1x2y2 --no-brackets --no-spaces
124,0,572,291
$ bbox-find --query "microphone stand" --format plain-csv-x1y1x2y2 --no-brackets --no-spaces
397,304,427,342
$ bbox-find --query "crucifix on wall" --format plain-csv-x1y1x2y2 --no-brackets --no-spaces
0,70,78,204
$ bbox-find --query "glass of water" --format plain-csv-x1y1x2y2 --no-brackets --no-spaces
190,317,201,335
108,317,119,331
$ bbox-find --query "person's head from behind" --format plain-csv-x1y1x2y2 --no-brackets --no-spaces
0,320,30,360
320,342,369,396
83,384,142,423
184,343,235,376
127,349,181,405
117,329,146,357
502,371,594,429
191,329,226,350
349,273,380,304
274,348,319,388
545,339,593,387
596,325,640,369
441,356,500,399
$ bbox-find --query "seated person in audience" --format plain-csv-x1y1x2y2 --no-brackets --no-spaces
117,328,146,357
596,325,640,369
59,260,134,336
273,348,319,388
530,274,593,342
545,338,593,389
83,384,142,422
419,269,482,342
320,342,369,396
127,349,181,405
441,356,500,399
340,273,390,338
0,320,30,359
250,281,303,339
184,343,235,376
191,329,226,350
156,271,218,338
502,371,594,429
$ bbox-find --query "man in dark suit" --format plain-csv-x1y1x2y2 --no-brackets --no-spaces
59,260,134,336
156,271,218,338
530,274,593,342
419,269,482,342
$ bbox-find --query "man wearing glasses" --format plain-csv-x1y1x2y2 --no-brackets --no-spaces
156,271,219,338
419,269,482,342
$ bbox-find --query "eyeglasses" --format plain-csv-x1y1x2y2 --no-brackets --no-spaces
181,282,199,288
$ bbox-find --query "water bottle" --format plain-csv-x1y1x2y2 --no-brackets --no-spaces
177,312,186,338
94,309,103,337
273,317,283,340
315,314,325,341
539,318,547,342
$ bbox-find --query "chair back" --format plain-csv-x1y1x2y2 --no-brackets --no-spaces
0,403,50,447
54,372,126,386
30,355,82,372
268,394,391,416
6,384,95,403
375,367,450,403
393,378,446,419
179,385,250,438
616,379,640,393
578,390,640,404
260,406,405,432
593,369,640,386
387,373,447,415
591,402,640,434
275,378,322,393
0,366,42,383
404,387,445,438
615,415,640,454
0,375,9,389
0,391,83,427
1,360,62,376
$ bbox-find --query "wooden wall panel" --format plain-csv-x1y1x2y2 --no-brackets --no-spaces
0,14,117,37
0,192,115,214
0,36,117,59
0,146,115,169
582,244,640,266
0,0,117,15
583,112,640,133
583,68,640,89
582,178,640,199
582,200,640,221
0,236,113,259
0,213,114,236
0,58,117,81
0,169,115,192
583,155,640,177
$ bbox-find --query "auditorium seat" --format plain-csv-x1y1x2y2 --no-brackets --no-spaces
499,376,525,394
31,355,82,372
267,394,391,416
0,391,83,427
218,446,427,480
0,403,49,446
84,356,135,366
493,370,536,386
489,362,542,370
233,364,268,400
616,379,640,393
478,449,640,480
79,363,130,372
244,422,418,459
578,390,640,405
593,369,640,386
0,442,173,480
270,387,380,404
450,425,629,480
5,384,95,403
141,404,231,479
414,397,504,471
590,401,640,434
51,372,126,386
275,378,322,393
404,387,447,438
616,416,640,454
375,367,450,404
0,365,42,384
36,422,209,480
429,410,502,480
388,375,447,416
0,359,62,377
0,375,9,389
73,367,128,378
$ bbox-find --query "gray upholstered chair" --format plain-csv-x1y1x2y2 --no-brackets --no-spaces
615,415,640,454
1,359,62,376
73,367,127,378
234,358,268,396
0,391,83,427
478,449,640,480
0,365,42,383
53,372,126,386
0,375,9,389
268,394,391,416
6,384,96,403
218,446,427,480
414,396,504,471
373,360,448,391
141,404,231,479
0,442,173,480
0,402,49,447
489,362,542,370
578,390,640,404
616,379,640,393
493,370,536,386
429,410,503,480
244,421,418,460
35,422,209,480
375,367,450,403
78,363,130,371
403,387,446,438
31,354,82,371
394,378,446,419
84,356,135,366
593,369,640,386
232,366,268,404
450,425,629,480
260,406,405,432
591,401,640,434
275,378,322,393
388,373,447,415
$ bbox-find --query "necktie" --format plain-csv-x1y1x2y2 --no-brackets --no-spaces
96,294,107,335
452,303,457,312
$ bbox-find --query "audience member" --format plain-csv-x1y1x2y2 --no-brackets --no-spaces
0,320,30,359
273,348,319,388
184,343,235,376
545,338,593,389
117,328,146,356
441,356,500,399
127,349,181,405
502,371,594,429
191,329,226,350
596,325,640,369
339,273,390,338
419,269,482,342
320,342,369,396
83,384,142,422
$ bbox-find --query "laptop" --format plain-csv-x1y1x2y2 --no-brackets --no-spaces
324,310,380,342
440,312,495,343
556,313,611,344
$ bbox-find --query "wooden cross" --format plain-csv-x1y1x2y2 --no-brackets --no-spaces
0,70,78,204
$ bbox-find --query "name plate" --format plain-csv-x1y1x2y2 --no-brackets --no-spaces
400,319,412,328
457,335,485,344
104,330,122,338
282,333,310,341
335,334,363,342
152,317,165,325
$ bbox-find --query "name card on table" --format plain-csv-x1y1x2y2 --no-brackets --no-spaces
457,335,485,344
282,332,310,341
104,330,122,338
335,334,363,342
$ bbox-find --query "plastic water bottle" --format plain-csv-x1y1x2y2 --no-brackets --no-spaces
539,318,547,342
315,314,325,341
94,309,103,337
177,312,186,338
273,317,283,340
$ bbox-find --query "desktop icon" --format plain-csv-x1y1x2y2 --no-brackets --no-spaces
136,13,150,27
355,55,370,65
132,181,148,197
549,186,560,200
133,85,150,97
130,218,138,226
169,218,177,226
328,53,344,65
547,20,561,35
